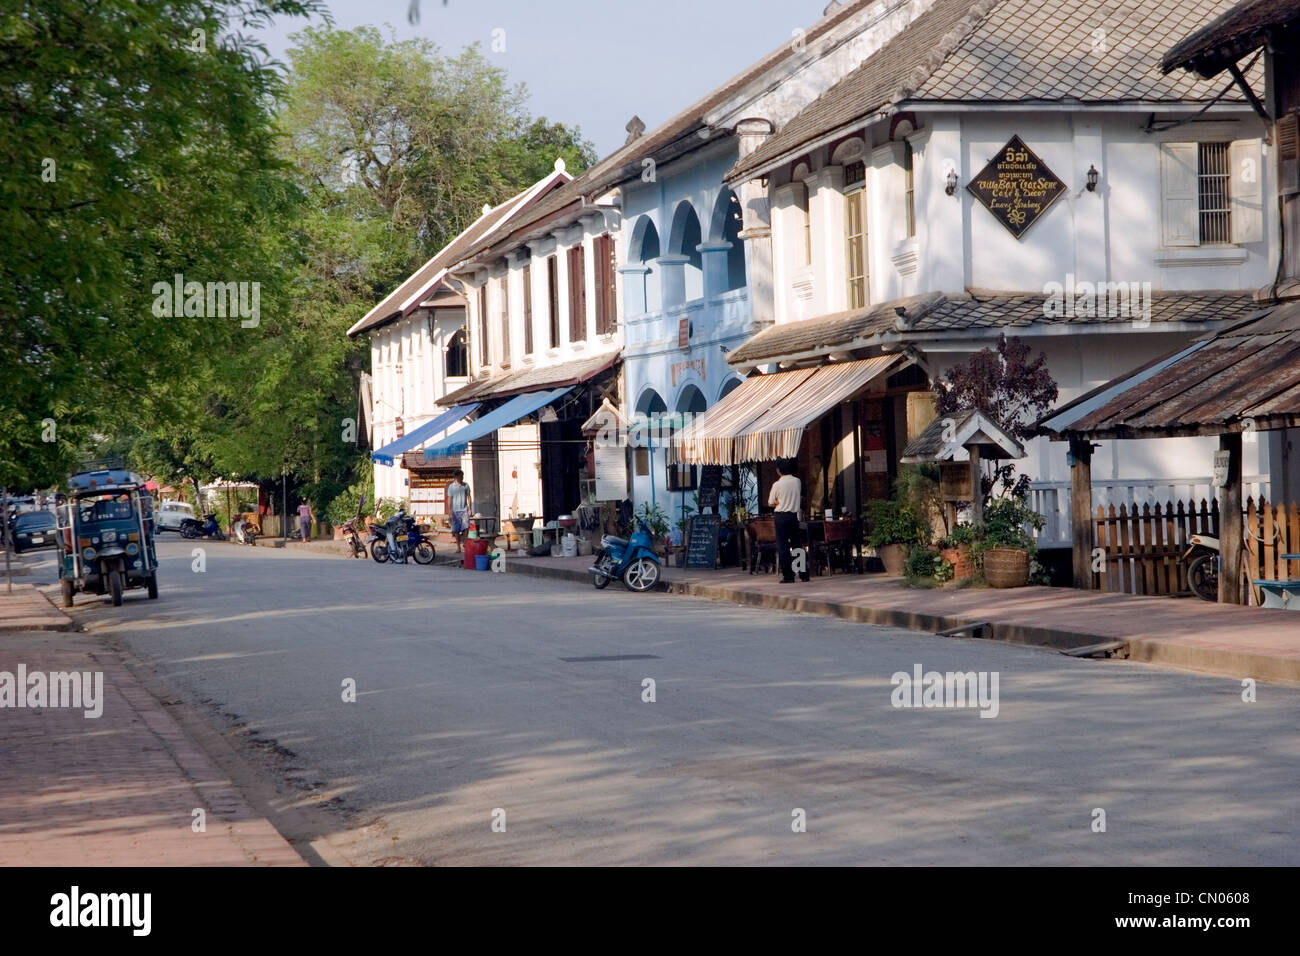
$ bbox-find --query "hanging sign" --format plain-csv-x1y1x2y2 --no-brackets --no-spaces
966,136,1067,239
1213,450,1231,488
594,442,628,501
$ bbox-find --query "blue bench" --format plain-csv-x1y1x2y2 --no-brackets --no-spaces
1256,553,1300,609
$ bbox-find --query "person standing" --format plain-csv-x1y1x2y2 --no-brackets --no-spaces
297,499,313,541
768,459,807,583
447,470,472,553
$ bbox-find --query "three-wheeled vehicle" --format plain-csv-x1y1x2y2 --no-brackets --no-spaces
55,468,159,607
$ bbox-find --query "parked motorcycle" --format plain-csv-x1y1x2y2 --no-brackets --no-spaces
1182,533,1219,601
232,517,258,546
589,517,661,592
341,517,367,559
179,513,226,541
369,511,434,565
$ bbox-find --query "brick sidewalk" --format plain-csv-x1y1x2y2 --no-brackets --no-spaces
505,553,1300,684
0,633,305,866
0,583,72,632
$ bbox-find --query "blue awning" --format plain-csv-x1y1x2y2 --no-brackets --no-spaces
422,388,573,458
371,403,479,466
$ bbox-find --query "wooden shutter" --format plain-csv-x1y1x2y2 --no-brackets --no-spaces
477,285,489,366
568,245,586,342
1160,143,1199,247
1230,139,1263,244
593,234,618,335
547,256,560,348
1277,113,1300,196
499,276,510,367
522,264,533,354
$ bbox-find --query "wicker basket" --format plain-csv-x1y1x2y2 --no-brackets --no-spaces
983,547,1029,588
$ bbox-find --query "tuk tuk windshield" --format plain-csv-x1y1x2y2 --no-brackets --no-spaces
77,494,136,525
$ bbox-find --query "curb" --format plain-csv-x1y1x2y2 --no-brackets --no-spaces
0,582,75,632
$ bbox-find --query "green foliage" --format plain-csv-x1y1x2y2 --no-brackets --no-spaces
374,497,407,522
636,502,670,540
865,498,926,548
944,523,979,548
978,497,1045,552
934,559,955,583
904,548,942,580
325,456,374,526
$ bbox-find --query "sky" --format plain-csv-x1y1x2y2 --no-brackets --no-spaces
253,0,835,158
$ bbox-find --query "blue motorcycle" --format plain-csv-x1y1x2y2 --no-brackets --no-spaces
589,517,661,592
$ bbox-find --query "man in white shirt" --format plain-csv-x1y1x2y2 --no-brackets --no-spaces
768,459,806,583
447,470,471,553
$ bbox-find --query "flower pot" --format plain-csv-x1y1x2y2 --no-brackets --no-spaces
877,543,906,576
940,545,974,580
983,547,1030,588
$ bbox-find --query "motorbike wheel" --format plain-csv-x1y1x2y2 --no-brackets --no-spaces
622,557,660,592
412,542,435,565
1188,553,1219,602
109,569,124,606
350,537,365,559
180,525,199,539
146,572,158,600
370,541,389,564
60,579,74,608
592,553,615,589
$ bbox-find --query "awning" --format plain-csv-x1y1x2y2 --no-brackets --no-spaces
421,387,573,459
674,368,816,465
737,356,900,461
371,403,480,467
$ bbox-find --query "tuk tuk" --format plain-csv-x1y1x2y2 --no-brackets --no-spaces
56,468,159,607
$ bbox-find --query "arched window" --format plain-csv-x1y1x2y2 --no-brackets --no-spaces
668,201,704,300
445,328,468,379
710,189,747,291
718,376,743,402
676,384,707,415
631,216,660,263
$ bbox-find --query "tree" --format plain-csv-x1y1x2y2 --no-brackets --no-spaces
0,0,326,488
933,334,1058,501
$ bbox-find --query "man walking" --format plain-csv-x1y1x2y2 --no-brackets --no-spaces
447,470,471,553
768,459,807,583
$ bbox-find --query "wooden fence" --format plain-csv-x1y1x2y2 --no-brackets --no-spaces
1092,497,1300,602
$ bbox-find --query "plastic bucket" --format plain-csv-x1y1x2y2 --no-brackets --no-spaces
561,533,577,558
464,537,487,570
475,554,490,571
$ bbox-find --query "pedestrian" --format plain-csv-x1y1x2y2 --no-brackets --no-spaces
768,458,808,583
447,470,471,553
297,499,313,541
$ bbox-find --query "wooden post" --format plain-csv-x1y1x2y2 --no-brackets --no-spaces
1219,432,1244,604
1069,438,1094,589
968,445,983,525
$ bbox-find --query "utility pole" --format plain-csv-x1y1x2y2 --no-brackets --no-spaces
2,487,11,594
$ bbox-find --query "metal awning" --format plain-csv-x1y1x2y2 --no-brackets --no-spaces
421,388,574,459
736,356,900,462
371,404,479,467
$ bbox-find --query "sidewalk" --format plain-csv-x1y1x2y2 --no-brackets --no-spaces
0,631,306,866
0,582,73,632
504,552,1300,684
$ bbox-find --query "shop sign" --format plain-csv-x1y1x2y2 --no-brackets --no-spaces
966,136,1067,239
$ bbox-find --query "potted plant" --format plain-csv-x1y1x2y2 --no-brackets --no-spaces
904,547,943,584
865,498,924,576
940,524,978,581
975,497,1045,588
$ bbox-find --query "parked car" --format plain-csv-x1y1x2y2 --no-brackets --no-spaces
11,510,57,553
155,501,195,532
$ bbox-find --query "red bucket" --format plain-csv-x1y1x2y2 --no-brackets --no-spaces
463,537,487,570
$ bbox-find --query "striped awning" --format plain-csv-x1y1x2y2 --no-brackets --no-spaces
673,368,816,465
674,357,899,465
738,356,899,461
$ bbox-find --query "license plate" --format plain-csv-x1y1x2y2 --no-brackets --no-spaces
397,534,408,542
31,536,44,544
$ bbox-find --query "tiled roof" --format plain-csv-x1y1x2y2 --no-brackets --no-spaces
728,290,1259,365
452,0,881,266
1164,0,1298,77
347,169,570,338
731,0,1260,181
439,352,620,405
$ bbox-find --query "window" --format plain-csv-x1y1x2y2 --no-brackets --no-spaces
1161,140,1261,247
796,186,811,265
1198,142,1230,243
522,264,533,355
445,329,467,378
477,285,488,366
845,188,869,310
547,255,560,348
903,141,916,238
594,234,616,335
567,244,586,342
498,276,510,367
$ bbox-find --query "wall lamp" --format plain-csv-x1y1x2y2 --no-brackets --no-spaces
945,169,959,196
1086,165,1100,192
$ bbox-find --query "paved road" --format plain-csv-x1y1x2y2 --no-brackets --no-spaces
35,538,1300,865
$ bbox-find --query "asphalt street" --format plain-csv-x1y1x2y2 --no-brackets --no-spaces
28,537,1300,866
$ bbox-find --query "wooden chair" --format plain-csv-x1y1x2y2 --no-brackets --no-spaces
746,517,778,574
819,519,854,574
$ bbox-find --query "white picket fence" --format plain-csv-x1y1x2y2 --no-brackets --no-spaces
1028,476,1270,547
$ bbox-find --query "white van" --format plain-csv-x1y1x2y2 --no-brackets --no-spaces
156,501,195,532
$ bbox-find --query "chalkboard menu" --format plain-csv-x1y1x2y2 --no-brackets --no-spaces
685,513,721,569
698,465,723,513
966,135,1066,239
